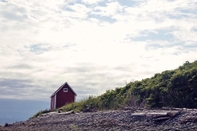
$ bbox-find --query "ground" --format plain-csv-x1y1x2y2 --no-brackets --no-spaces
1,108,197,131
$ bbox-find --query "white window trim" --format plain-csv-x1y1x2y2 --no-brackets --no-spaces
63,88,68,92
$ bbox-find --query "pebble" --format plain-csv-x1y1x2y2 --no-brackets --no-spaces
2,108,197,131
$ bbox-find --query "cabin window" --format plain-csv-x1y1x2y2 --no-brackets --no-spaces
63,88,68,92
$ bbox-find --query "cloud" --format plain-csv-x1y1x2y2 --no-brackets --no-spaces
0,0,197,101
0,79,31,89
92,2,124,17
28,44,51,54
81,0,104,5
132,29,175,41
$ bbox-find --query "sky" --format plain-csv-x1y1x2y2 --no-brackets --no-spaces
0,0,197,103
0,99,48,125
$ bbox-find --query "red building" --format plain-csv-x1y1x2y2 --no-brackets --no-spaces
50,82,76,110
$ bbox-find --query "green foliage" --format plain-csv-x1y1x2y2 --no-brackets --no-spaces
59,100,86,112
126,60,197,108
59,96,100,112
35,60,197,117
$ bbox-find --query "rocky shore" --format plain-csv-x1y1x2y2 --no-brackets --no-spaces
1,108,197,131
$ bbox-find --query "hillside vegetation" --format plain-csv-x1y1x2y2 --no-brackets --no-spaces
59,60,197,112
34,60,197,117
59,61,197,112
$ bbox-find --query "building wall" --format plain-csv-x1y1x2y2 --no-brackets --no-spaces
50,96,55,110
55,85,75,109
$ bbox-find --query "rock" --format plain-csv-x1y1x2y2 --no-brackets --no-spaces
153,116,171,122
131,112,146,117
3,108,197,131
83,105,93,112
58,110,75,115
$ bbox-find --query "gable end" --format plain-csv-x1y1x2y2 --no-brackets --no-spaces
51,82,77,98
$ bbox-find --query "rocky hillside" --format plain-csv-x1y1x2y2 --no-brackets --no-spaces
2,108,197,131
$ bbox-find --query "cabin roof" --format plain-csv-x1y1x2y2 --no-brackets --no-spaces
50,82,77,97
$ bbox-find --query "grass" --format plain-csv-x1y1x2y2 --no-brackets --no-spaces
30,109,50,119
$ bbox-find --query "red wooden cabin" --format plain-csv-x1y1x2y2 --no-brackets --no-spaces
50,82,76,110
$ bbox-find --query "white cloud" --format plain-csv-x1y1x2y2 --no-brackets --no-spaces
0,0,197,101
81,0,104,5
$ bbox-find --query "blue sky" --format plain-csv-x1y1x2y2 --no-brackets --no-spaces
0,0,197,102
0,99,48,125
